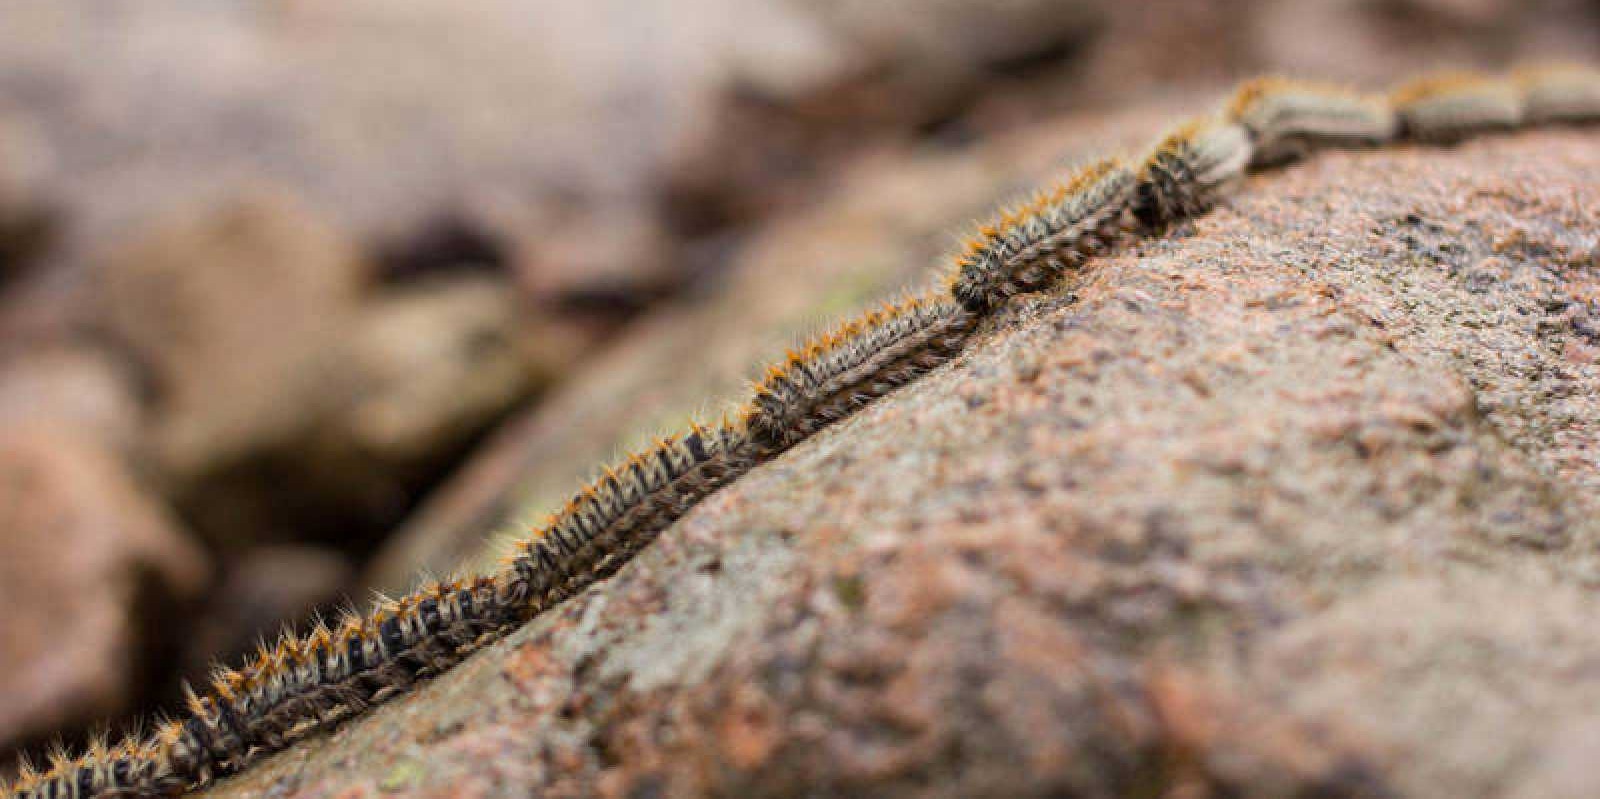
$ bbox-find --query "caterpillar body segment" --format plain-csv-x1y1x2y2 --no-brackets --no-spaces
5,740,159,799
1515,64,1600,124
744,295,976,454
502,422,755,613
1392,73,1523,142
949,159,1135,314
224,577,505,755
8,573,515,798
1132,117,1253,229
163,575,506,792
1225,77,1397,168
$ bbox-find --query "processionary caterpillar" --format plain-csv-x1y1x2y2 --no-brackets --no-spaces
1392,72,1525,142
1516,65,1600,125
745,295,976,452
7,62,1599,799
947,158,1135,315
1224,77,1398,168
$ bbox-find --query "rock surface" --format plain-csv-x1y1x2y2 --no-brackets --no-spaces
96,189,367,487
207,127,1600,798
0,428,207,750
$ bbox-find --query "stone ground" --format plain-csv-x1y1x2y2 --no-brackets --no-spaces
199,128,1600,798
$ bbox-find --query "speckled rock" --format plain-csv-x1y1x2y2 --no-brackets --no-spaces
205,126,1600,798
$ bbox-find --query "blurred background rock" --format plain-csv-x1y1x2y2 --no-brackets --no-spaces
0,0,1594,767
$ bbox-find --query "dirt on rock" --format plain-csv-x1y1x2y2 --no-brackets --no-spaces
203,125,1600,798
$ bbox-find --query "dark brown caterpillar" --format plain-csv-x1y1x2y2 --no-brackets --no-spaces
4,429,754,798
948,159,1135,314
744,295,976,453
500,421,756,613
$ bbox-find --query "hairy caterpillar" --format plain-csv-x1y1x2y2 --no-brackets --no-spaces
7,64,1599,799
1224,77,1397,168
4,428,755,798
744,295,976,453
501,421,755,611
1515,64,1600,125
948,158,1136,314
1131,117,1253,228
1392,73,1524,142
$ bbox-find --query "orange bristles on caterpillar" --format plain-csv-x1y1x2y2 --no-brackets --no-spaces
1391,72,1523,142
1132,117,1253,228
3,424,760,799
743,294,975,453
1515,64,1600,125
3,736,154,799
1225,77,1397,168
7,574,513,798
948,158,1135,314
500,421,755,611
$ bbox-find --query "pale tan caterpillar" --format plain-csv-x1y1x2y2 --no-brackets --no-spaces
1515,64,1600,125
7,63,1599,799
1392,72,1524,142
1224,77,1398,168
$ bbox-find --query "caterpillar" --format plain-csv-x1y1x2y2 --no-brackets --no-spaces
1130,117,1254,229
501,420,756,611
1224,77,1397,168
1391,72,1525,143
1516,64,1600,125
948,158,1135,314
7,64,1598,799
744,295,976,453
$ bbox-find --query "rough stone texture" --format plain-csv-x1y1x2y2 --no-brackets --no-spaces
207,128,1600,798
0,428,207,750
5,1,1598,776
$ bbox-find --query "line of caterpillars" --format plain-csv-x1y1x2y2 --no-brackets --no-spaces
7,64,1598,799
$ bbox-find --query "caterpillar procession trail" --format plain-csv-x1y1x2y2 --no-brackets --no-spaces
7,63,1598,799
